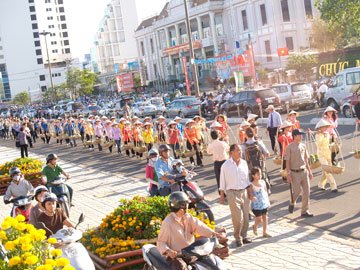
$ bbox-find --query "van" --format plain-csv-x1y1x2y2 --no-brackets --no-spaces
325,67,360,109
270,83,313,110
65,102,84,116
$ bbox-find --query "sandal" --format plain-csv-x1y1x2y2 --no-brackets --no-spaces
252,225,258,236
263,233,272,238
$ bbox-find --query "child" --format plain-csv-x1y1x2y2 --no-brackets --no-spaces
250,166,272,238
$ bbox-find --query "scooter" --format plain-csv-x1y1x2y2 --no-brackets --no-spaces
9,195,33,223
174,168,215,222
142,237,227,270
36,213,95,270
47,177,71,218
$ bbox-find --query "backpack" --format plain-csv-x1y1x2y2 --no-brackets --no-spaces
244,142,263,170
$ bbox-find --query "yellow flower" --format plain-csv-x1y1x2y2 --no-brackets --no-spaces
0,230,7,240
15,214,26,222
16,222,27,231
5,241,15,251
9,256,21,266
45,258,56,266
1,221,11,230
56,258,70,267
47,238,57,244
25,255,38,265
21,243,33,251
63,267,76,270
51,249,62,257
36,265,53,270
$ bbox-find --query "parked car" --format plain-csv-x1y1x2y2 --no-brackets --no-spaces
99,104,115,117
163,97,201,118
114,97,134,117
149,97,166,115
340,93,359,118
83,105,102,116
133,102,157,118
270,82,313,110
325,67,360,110
220,88,282,117
64,102,84,117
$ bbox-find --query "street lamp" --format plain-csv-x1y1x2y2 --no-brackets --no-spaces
183,0,200,97
39,30,55,102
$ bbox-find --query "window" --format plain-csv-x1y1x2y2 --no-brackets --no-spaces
34,40,40,47
30,14,37,21
29,6,35,12
0,55,4,59
49,25,54,29
335,75,343,87
39,75,46,81
346,72,360,85
52,49,58,53
32,23,38,30
264,40,272,62
46,8,52,11
59,7,64,12
154,64,157,76
60,15,66,21
64,40,69,46
62,32,68,37
150,38,154,54
285,37,294,51
61,24,67,29
33,32,39,38
47,16,53,20
45,0,51,3
0,46,2,50
304,0,313,19
36,49,42,55
50,41,57,45
41,86,47,92
140,41,145,56
260,4,267,25
37,58,43,65
58,0,63,4
50,33,56,37
281,0,290,22
28,0,34,3
65,48,70,53
241,10,248,31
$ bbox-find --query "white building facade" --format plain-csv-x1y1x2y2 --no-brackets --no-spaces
0,0,73,101
134,0,318,84
93,0,139,74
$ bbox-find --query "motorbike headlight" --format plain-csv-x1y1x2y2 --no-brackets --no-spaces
186,191,197,200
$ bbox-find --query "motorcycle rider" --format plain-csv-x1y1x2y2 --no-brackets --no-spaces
170,159,190,192
155,145,188,197
41,154,74,206
157,192,225,270
4,167,34,214
29,185,48,225
36,193,75,238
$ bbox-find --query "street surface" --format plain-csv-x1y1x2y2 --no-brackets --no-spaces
1,109,360,269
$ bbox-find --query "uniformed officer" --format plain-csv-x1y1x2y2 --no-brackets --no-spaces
285,129,314,217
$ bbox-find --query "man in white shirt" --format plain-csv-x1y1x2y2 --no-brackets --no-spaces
219,144,253,247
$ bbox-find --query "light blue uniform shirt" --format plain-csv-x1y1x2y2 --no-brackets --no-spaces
155,157,174,189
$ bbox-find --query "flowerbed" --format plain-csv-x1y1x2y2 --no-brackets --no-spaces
82,196,215,269
0,215,75,270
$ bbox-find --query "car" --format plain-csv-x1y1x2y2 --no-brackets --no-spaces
113,97,135,117
340,93,359,118
64,102,84,117
163,97,201,118
83,105,102,117
133,102,157,118
99,104,115,117
220,88,282,117
270,83,313,110
149,97,166,115
325,67,360,110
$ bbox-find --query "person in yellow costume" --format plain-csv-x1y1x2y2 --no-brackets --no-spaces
84,119,95,151
143,122,154,152
315,119,338,192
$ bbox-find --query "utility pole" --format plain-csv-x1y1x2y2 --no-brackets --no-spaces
183,0,200,97
39,31,55,102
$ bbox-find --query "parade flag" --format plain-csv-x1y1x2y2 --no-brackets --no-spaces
277,47,289,57
237,54,246,66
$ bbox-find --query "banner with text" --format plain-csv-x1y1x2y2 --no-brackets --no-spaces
116,73,134,92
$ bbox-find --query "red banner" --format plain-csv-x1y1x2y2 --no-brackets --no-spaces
116,74,134,92
182,57,191,96
162,40,202,56
215,50,253,77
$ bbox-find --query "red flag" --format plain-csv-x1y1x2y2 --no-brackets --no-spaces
277,47,289,57
237,54,246,66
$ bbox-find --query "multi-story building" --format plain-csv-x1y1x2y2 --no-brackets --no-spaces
0,0,73,101
93,0,139,74
134,0,318,84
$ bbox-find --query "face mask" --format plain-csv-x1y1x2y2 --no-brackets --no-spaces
150,157,157,162
176,166,182,173
13,175,20,181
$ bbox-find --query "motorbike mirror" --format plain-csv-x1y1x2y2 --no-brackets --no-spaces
75,213,85,229
35,222,54,235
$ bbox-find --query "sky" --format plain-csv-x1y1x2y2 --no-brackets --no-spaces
65,0,168,61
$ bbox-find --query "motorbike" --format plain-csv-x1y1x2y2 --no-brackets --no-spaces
174,168,215,223
142,237,227,270
47,176,71,218
36,213,95,270
9,195,33,223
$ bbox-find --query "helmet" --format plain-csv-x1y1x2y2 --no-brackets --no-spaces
34,185,48,202
9,167,21,176
171,159,184,167
46,153,58,163
148,149,159,157
158,144,171,154
168,192,190,212
41,192,57,208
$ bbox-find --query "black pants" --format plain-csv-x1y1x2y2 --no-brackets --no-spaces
86,134,94,149
171,142,180,159
268,127,278,152
186,141,202,166
27,136,33,148
20,145,28,158
96,136,102,151
30,130,36,143
214,160,226,193
80,130,85,142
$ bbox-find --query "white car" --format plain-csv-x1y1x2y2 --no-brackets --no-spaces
133,102,157,118
149,98,166,115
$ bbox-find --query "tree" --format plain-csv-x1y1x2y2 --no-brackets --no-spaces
315,0,360,46
286,54,318,81
310,17,343,52
133,74,141,88
65,68,98,99
42,83,68,102
13,91,30,105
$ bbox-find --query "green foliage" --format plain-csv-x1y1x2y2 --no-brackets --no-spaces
310,17,343,52
256,68,269,83
12,91,29,105
133,74,141,87
286,54,318,81
315,0,360,46
65,68,98,99
229,76,235,86
42,83,68,102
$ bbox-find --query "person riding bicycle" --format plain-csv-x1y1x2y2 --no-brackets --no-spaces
41,154,74,206
157,192,225,270
29,185,48,225
36,193,75,238
4,167,34,206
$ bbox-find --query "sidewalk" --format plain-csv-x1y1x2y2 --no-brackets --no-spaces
0,145,359,269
